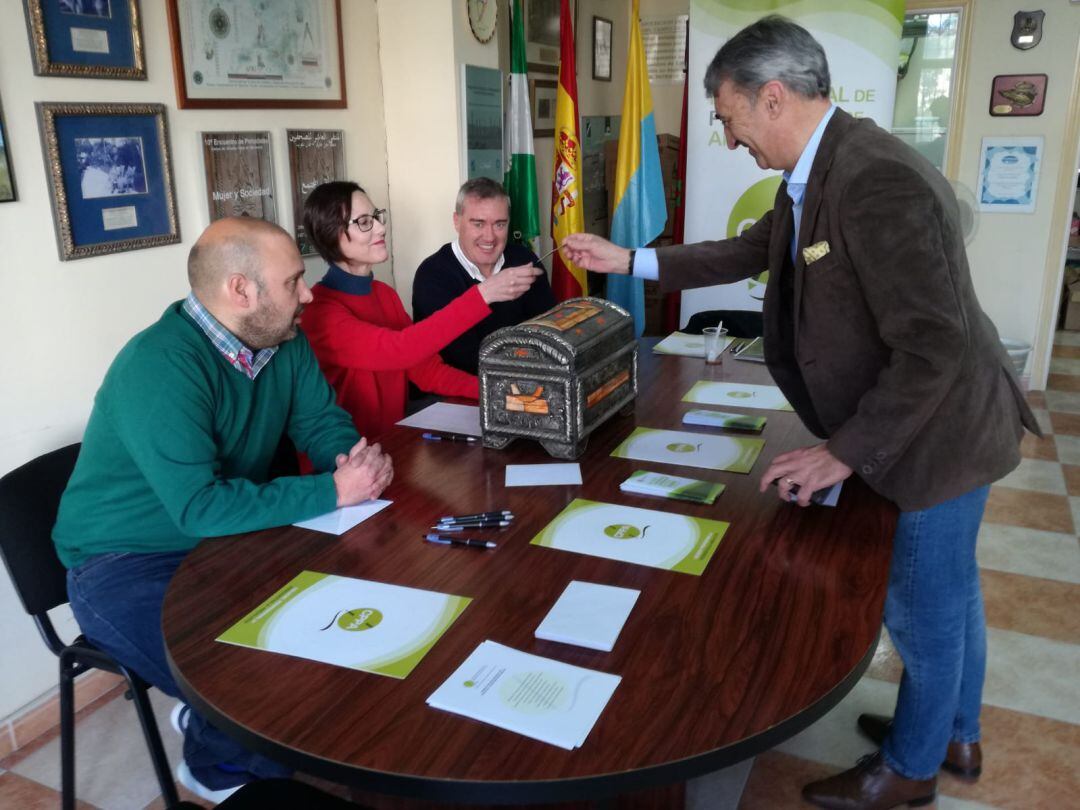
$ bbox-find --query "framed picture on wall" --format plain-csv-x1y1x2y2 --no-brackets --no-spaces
35,102,180,261
201,131,277,223
526,0,574,66
989,73,1047,116
286,129,346,256
592,16,612,81
22,0,147,79
165,0,346,109
0,94,16,203
531,79,558,139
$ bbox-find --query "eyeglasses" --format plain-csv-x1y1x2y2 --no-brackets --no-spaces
347,209,389,233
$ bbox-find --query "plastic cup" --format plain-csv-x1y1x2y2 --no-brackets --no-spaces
702,326,728,364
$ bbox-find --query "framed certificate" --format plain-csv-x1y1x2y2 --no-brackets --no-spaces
976,136,1043,214
23,0,147,80
165,0,346,109
36,102,180,260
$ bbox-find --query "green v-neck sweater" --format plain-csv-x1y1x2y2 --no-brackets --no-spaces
53,303,359,568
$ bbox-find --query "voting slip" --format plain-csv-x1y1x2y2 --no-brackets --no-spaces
535,581,640,652
293,500,392,535
620,470,725,505
426,641,621,749
505,463,583,487
652,331,732,358
530,499,728,576
682,409,766,432
682,381,793,411
396,403,481,436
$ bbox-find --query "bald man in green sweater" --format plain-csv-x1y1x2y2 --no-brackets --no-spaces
53,217,392,802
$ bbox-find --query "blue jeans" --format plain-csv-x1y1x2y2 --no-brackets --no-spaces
67,550,292,790
881,485,989,780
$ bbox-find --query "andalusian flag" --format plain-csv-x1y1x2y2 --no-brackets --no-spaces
503,0,539,244
550,0,586,300
607,0,668,335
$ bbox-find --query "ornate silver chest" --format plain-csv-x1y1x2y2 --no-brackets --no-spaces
479,297,637,459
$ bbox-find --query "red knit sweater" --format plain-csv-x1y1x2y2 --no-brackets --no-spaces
301,279,488,440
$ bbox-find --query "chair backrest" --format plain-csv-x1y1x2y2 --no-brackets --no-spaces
0,444,80,617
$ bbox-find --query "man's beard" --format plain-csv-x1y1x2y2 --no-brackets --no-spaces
238,302,302,350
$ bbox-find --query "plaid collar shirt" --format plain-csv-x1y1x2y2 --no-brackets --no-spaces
182,292,277,380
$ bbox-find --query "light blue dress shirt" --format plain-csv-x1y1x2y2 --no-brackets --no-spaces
631,104,836,279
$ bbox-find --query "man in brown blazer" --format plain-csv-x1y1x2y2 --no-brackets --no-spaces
564,15,1037,810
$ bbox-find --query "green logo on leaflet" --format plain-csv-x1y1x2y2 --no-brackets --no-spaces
464,680,476,688
726,391,754,399
332,608,383,632
666,442,700,453
604,523,643,539
728,177,781,300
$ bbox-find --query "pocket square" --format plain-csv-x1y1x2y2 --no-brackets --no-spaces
802,241,831,264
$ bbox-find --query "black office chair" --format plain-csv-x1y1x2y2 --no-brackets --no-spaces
175,778,368,809
682,308,764,338
0,444,180,810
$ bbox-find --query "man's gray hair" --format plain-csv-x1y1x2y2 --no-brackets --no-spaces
703,15,830,101
455,176,511,215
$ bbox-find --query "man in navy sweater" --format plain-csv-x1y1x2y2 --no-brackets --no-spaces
412,178,556,375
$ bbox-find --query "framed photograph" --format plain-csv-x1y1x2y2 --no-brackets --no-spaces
526,0,574,66
22,0,146,79
36,102,180,261
463,65,504,181
976,136,1043,214
0,95,15,203
165,0,346,109
201,131,277,223
531,79,558,139
989,73,1047,116
592,16,612,81
286,129,345,256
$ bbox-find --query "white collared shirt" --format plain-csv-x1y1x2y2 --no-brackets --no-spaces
451,239,505,282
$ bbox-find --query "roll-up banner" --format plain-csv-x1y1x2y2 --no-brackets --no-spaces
682,0,903,322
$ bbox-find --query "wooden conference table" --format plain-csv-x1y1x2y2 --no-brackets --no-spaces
163,341,896,806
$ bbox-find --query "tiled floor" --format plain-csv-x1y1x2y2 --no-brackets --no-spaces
2,337,1079,809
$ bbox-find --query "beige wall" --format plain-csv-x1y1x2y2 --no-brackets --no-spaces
0,1,389,721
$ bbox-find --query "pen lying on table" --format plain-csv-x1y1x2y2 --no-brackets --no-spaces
421,431,478,443
438,510,513,523
430,521,512,531
424,533,496,549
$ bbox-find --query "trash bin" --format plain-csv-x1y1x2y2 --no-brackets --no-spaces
1001,338,1031,379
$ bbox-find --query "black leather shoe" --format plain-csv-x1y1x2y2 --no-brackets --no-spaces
802,752,936,809
857,714,982,781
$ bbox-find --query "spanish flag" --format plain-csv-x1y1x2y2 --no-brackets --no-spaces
608,0,668,335
550,0,586,300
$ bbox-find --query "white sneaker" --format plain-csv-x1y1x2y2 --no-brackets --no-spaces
176,760,245,803
170,703,190,737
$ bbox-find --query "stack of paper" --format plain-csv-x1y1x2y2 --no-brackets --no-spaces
652,331,731,358
682,409,766,432
611,427,764,473
535,581,640,652
426,641,621,749
396,403,481,436
620,470,725,505
530,499,728,576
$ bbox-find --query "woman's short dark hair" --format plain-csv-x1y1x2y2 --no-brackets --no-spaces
303,181,366,264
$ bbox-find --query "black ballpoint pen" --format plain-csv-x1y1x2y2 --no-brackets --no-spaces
431,521,511,530
438,511,513,522
424,533,496,549
422,432,478,443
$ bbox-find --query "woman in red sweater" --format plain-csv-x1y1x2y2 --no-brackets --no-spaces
300,181,543,439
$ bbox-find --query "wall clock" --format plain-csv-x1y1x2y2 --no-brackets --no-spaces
467,0,498,43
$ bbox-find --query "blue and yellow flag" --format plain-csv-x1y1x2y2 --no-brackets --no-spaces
608,0,667,336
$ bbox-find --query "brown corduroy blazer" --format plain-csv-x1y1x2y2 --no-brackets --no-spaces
656,108,1038,511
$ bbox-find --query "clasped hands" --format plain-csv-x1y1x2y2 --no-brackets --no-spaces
333,437,393,507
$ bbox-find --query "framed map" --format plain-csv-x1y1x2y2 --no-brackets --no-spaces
165,0,346,108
